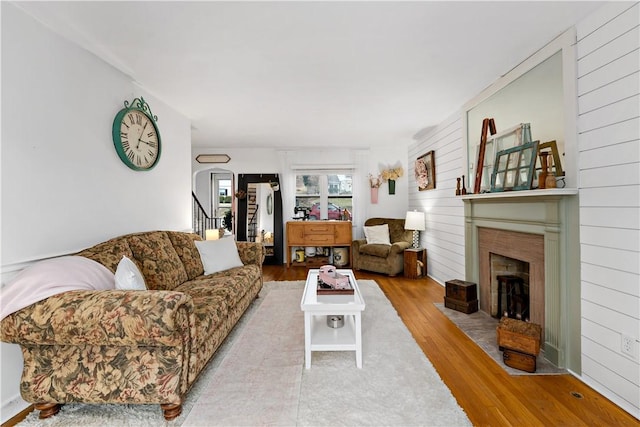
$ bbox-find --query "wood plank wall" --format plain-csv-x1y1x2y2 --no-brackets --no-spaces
408,114,466,285
576,1,640,418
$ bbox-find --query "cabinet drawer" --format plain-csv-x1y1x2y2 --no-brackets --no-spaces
305,234,333,244
304,223,332,235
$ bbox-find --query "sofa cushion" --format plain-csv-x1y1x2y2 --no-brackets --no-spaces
76,236,134,273
175,263,262,348
194,238,244,275
359,243,392,257
128,232,188,291
364,224,391,245
166,231,204,280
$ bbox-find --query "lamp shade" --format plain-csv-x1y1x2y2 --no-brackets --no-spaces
205,229,220,240
405,210,425,231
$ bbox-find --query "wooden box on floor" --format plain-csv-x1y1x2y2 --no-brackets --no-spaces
444,297,478,314
503,349,536,373
445,279,477,302
496,317,541,356
444,279,478,314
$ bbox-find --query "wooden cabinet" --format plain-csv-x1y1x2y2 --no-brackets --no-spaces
403,248,427,279
286,221,352,267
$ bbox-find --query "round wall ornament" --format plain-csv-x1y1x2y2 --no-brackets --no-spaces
112,97,161,171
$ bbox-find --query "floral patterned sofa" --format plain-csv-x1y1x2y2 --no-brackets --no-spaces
0,230,263,421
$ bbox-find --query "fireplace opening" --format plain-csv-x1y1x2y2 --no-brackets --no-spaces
490,253,530,320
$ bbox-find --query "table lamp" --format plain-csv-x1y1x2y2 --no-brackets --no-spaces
405,210,425,249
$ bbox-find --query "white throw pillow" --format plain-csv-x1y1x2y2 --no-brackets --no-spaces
195,237,244,275
364,224,391,245
115,256,147,290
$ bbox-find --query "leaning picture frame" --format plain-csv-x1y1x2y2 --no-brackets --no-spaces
491,140,539,192
415,151,436,191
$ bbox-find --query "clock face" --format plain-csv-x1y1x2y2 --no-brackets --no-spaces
112,108,161,170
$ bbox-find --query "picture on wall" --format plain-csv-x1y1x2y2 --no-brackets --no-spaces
415,150,436,191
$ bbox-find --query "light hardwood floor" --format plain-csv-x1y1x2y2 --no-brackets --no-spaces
4,265,636,427
264,265,638,427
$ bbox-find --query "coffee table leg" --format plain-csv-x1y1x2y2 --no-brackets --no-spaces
355,313,362,368
304,312,312,369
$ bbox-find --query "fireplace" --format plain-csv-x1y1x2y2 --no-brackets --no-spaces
478,228,544,340
462,190,580,370
491,254,530,320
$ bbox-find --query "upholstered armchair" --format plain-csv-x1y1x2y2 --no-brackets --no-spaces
352,218,413,276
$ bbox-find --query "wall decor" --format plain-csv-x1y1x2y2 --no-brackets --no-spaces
535,140,564,186
415,151,436,191
196,154,231,163
266,193,273,215
474,122,532,193
112,96,161,171
490,140,539,192
368,173,382,203
473,118,497,193
381,166,404,195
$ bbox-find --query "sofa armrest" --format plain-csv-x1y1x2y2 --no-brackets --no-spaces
351,239,367,251
390,241,411,254
1,290,194,347
236,241,264,266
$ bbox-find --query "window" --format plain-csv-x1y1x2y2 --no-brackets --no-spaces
214,178,232,219
295,174,352,220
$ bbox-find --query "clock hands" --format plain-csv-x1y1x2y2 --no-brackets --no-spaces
136,122,148,149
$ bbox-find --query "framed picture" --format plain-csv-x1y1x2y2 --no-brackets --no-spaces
415,151,436,191
490,140,539,192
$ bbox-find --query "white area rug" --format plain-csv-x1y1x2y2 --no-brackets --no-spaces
19,281,470,426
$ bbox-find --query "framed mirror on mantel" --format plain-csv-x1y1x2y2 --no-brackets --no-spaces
463,28,578,194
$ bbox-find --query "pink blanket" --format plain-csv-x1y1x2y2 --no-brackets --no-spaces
1,256,115,320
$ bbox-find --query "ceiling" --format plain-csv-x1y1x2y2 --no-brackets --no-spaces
16,1,603,149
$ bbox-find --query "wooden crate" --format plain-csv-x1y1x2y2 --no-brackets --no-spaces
503,349,536,373
496,317,541,356
445,280,477,302
444,296,478,314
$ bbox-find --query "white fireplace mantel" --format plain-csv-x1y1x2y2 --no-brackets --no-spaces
463,190,581,371
460,188,578,200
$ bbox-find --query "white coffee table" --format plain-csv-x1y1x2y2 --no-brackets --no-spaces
300,269,366,368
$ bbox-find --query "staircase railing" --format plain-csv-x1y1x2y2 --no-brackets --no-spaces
192,192,214,239
247,204,259,242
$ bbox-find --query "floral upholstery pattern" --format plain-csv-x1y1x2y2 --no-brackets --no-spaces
166,231,204,280
236,241,265,266
128,232,189,291
76,237,133,273
0,231,263,419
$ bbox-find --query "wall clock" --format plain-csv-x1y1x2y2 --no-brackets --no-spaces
112,97,161,171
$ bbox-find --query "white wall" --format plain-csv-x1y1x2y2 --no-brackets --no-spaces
409,116,466,284
1,4,192,422
407,1,640,419
575,2,640,418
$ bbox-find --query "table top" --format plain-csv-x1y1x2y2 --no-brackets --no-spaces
300,269,365,312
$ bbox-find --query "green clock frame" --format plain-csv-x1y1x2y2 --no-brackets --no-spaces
112,97,162,171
